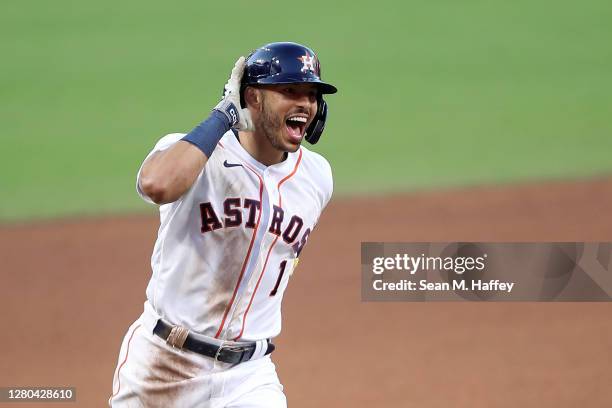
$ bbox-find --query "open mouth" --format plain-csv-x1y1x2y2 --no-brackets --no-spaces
285,115,308,142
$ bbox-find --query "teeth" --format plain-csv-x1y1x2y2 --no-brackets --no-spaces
287,116,307,123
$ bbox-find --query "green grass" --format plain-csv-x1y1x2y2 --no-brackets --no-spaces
2,0,612,221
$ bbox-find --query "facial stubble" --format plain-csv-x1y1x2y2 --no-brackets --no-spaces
256,93,299,153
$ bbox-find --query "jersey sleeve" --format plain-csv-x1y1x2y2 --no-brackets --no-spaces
136,133,186,204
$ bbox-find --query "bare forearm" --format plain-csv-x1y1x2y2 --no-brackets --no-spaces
139,141,207,204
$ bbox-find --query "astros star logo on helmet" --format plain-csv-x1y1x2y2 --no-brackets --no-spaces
298,53,316,73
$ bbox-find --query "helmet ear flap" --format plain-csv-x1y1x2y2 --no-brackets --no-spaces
305,97,328,145
239,72,249,108
240,50,256,108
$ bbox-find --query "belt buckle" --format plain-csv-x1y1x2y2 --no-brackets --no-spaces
213,341,226,362
214,341,246,363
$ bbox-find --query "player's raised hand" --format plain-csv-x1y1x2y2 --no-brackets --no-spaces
214,56,254,131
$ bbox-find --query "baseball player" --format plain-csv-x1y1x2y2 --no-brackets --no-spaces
109,42,337,407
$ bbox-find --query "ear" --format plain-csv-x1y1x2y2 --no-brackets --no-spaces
244,87,263,110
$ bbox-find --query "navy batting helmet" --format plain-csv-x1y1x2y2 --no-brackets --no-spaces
240,42,337,144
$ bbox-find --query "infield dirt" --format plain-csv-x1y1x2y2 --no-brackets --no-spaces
1,178,611,407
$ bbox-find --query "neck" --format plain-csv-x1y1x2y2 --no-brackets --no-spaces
237,130,285,166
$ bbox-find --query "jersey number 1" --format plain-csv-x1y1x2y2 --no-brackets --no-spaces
269,260,287,297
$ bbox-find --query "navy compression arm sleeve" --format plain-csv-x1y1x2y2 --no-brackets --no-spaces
181,110,231,158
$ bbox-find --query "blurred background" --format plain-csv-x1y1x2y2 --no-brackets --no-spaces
1,0,611,221
1,1,611,407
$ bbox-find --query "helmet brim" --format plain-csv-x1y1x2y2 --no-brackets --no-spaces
251,74,337,94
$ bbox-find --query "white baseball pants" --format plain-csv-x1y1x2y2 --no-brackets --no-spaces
109,302,286,408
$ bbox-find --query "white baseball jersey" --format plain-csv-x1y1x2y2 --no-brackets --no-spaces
136,130,333,341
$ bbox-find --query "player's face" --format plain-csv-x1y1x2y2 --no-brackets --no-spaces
256,84,318,152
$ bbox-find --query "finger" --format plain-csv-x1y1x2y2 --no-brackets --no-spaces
229,56,246,85
242,109,254,131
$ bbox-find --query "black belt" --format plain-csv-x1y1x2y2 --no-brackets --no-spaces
153,319,275,364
